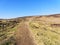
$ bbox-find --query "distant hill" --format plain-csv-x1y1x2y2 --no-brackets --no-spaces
0,14,60,45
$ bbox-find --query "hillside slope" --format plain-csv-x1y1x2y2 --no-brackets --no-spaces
0,14,60,45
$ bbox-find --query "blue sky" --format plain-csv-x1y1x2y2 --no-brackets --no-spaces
0,0,60,18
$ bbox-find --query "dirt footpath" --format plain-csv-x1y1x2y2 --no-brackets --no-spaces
15,23,36,45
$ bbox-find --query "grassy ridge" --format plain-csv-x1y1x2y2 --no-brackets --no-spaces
0,15,60,45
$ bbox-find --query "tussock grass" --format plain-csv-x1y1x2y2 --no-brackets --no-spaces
29,21,60,45
0,20,19,45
